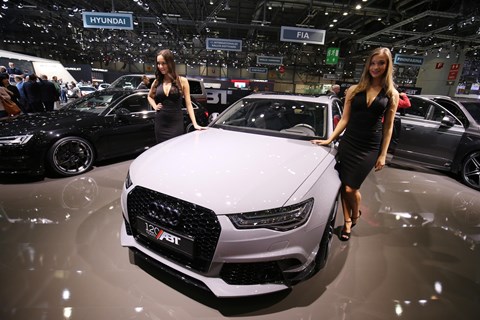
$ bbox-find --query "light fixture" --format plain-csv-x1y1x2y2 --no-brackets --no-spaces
356,4,362,9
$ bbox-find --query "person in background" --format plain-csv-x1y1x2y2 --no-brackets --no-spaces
39,75,59,111
148,49,206,144
68,82,81,100
0,84,13,118
397,88,411,115
0,66,6,73
137,75,150,89
23,73,44,112
311,47,399,241
329,84,341,97
14,75,28,113
0,73,21,107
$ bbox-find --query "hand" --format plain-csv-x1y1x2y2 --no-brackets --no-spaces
154,103,163,111
374,157,386,171
310,139,330,146
194,124,207,130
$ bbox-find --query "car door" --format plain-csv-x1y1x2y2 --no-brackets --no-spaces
394,96,465,168
97,92,156,159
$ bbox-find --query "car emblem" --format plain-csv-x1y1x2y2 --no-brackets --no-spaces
148,201,181,227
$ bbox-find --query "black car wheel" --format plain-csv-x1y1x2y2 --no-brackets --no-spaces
461,151,480,191
47,137,95,176
315,193,339,271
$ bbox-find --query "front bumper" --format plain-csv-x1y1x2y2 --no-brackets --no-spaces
0,144,46,176
120,187,326,297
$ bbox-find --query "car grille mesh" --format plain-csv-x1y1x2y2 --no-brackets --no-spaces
220,262,285,285
127,186,221,273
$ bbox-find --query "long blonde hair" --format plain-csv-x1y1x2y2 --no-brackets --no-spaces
350,47,395,99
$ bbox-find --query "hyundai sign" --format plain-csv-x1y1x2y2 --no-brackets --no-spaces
280,26,325,45
82,12,134,30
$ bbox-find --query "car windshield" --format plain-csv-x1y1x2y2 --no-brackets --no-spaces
212,97,327,139
462,101,480,124
61,91,125,114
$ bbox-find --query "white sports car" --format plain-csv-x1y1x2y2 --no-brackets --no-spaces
120,93,343,297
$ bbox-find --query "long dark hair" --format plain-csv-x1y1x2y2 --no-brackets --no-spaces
154,49,181,93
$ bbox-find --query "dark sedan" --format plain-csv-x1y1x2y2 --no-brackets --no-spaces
392,95,480,190
0,88,208,177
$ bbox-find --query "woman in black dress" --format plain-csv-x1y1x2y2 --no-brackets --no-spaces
148,49,205,143
312,47,399,241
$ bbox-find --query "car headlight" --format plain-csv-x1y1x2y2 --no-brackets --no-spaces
125,170,133,189
0,134,33,145
228,198,314,231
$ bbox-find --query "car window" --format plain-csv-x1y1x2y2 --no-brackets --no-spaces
189,80,202,95
460,101,480,125
110,76,142,89
116,94,151,113
404,97,431,118
332,100,343,129
62,92,124,114
434,99,468,125
214,98,327,138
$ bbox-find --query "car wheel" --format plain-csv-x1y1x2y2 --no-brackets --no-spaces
315,194,339,271
47,137,95,177
461,151,480,191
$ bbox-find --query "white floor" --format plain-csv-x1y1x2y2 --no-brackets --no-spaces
0,160,478,319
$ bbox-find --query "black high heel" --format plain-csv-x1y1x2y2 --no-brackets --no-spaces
352,210,362,228
340,220,352,241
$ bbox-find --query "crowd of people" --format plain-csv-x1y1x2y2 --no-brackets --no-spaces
0,62,87,117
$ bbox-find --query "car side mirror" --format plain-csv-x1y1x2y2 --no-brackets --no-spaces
209,112,219,123
441,115,455,127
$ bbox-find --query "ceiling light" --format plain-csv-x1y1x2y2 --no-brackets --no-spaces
356,5,362,10
343,12,348,16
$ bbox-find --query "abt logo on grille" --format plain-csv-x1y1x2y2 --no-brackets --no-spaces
144,221,181,245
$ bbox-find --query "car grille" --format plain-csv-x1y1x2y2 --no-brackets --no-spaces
127,186,221,273
220,262,286,285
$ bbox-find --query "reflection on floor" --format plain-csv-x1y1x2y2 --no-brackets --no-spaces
0,160,479,319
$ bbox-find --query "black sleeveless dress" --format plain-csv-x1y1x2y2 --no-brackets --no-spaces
154,82,184,144
336,89,390,189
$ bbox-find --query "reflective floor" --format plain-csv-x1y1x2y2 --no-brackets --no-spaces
1,160,479,320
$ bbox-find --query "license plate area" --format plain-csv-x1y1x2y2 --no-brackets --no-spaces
136,217,195,258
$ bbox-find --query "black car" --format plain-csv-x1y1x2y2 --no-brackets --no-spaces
392,95,480,190
0,88,208,177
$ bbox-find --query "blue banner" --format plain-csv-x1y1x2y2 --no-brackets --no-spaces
206,38,242,52
82,12,134,30
280,26,325,45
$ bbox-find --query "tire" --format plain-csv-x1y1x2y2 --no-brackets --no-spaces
460,151,480,191
315,194,339,271
47,137,95,177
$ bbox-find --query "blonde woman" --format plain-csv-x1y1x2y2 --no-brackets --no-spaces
311,47,399,241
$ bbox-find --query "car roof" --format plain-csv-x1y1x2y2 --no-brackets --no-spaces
417,94,480,104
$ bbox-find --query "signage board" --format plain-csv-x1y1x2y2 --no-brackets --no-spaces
206,38,242,52
256,56,283,65
394,54,424,66
248,67,268,74
82,12,134,30
326,47,339,65
280,26,325,45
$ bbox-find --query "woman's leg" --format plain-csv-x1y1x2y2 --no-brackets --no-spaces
341,184,361,234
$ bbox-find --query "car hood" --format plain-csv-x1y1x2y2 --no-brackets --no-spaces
129,128,333,214
0,111,96,135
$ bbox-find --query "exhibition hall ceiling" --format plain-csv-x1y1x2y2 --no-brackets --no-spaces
1,0,479,74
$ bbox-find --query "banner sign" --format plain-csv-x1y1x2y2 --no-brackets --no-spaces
326,47,339,65
82,12,134,30
206,38,242,52
447,63,461,81
280,26,325,45
248,67,268,74
394,54,424,66
256,56,283,65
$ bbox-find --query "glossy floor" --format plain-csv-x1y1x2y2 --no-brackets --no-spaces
0,161,479,320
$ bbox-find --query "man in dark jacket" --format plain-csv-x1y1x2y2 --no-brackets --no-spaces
39,75,59,111
23,74,44,112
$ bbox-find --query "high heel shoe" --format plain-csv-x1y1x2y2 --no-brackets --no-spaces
340,220,352,241
352,210,362,228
